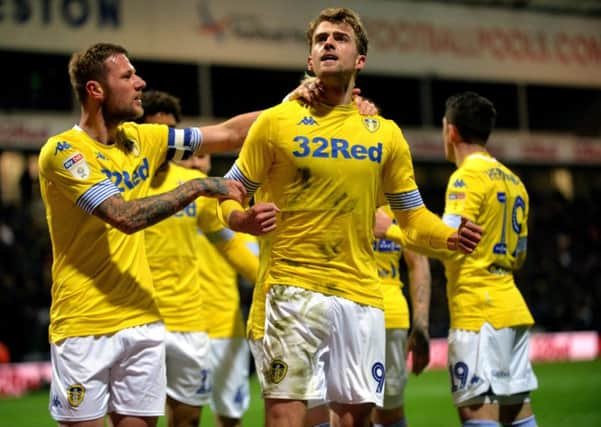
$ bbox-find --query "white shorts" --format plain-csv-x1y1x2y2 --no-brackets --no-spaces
165,330,211,407
250,285,385,406
448,323,538,406
49,322,166,422
209,337,250,418
382,328,408,410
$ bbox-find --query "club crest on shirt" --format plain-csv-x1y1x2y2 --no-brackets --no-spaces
67,383,85,407
362,117,380,133
269,359,288,384
63,152,90,179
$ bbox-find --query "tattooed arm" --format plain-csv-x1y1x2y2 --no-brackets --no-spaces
93,177,245,234
404,248,432,375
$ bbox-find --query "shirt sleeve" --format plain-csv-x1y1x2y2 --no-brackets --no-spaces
444,168,484,223
39,137,120,214
381,124,424,210
224,110,273,198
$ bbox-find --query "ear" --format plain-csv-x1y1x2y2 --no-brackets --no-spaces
448,123,462,143
355,54,366,72
307,55,314,73
85,80,104,101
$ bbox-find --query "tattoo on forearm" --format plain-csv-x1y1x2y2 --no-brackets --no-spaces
94,178,229,234
409,265,432,331
196,177,229,197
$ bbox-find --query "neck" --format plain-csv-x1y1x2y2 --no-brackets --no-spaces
78,105,120,145
318,73,356,106
454,142,488,168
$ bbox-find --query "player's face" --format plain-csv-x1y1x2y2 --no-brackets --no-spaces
307,21,365,80
102,53,146,121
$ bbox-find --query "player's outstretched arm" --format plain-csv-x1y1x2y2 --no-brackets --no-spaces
195,76,375,156
195,111,262,155
93,178,245,234
394,206,482,256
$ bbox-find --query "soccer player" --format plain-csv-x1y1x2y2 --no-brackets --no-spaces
218,8,482,427
186,156,258,427
371,205,432,427
39,42,252,427
139,90,259,427
141,90,258,426
305,205,433,427
440,92,538,427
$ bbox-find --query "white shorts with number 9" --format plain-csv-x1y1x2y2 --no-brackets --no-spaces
448,322,538,406
250,285,386,406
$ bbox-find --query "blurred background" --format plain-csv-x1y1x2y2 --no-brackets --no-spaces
0,0,599,364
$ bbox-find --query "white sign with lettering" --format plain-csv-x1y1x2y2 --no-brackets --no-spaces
1,0,600,86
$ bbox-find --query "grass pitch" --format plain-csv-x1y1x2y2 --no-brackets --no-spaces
1,359,599,426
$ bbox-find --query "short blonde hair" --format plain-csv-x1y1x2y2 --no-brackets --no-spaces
305,7,368,55
68,43,128,103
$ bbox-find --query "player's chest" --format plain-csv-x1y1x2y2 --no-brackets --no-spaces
93,149,153,196
277,123,385,170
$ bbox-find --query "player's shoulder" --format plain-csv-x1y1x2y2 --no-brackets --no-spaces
367,115,407,149
39,127,94,170
118,121,167,139
41,127,82,153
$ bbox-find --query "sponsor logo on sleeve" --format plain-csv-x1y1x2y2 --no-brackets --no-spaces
448,192,466,200
63,153,90,179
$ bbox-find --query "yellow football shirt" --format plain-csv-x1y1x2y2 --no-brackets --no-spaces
442,152,533,330
39,123,170,343
374,205,410,329
229,101,423,336
144,162,214,332
198,233,258,339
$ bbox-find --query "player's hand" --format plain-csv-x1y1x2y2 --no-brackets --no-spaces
352,89,379,116
284,76,324,104
219,179,247,204
407,324,430,375
374,208,393,239
229,202,280,235
447,217,483,254
198,178,246,204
